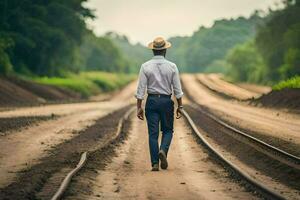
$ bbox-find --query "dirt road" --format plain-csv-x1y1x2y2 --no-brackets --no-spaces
0,75,299,199
182,74,300,155
0,81,136,188
65,115,257,200
197,74,260,99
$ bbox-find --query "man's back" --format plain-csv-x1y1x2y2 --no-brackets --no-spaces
135,55,183,100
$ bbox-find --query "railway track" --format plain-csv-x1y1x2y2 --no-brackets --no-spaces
43,76,297,200
186,78,300,169
182,109,286,200
51,107,135,200
12,78,295,199
189,103,300,170
181,78,300,199
52,103,294,199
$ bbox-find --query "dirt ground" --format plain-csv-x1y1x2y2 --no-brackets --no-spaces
237,83,271,95
0,75,299,199
10,76,81,101
251,88,300,111
182,74,300,156
64,115,258,200
186,106,300,199
0,115,56,135
0,78,45,107
197,74,260,100
0,80,137,118
0,77,136,108
196,74,299,112
0,81,135,188
0,77,81,107
0,106,131,199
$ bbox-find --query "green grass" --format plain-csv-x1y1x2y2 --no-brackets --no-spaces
273,76,300,90
31,71,136,97
80,71,136,92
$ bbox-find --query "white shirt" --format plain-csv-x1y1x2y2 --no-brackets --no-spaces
135,55,184,100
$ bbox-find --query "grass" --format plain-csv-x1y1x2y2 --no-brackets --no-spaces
31,71,136,97
273,75,300,90
80,72,135,92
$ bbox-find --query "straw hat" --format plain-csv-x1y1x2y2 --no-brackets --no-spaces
148,37,172,50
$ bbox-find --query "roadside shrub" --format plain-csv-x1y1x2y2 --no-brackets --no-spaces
30,71,136,97
0,38,14,75
273,76,300,90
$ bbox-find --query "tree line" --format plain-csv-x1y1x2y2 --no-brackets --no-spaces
226,0,300,84
0,0,134,76
167,14,263,73
1,0,298,85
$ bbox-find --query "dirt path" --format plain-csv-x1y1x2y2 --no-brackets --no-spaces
237,83,271,95
65,116,257,200
186,106,300,199
182,74,300,154
0,81,136,188
0,80,137,118
197,74,261,100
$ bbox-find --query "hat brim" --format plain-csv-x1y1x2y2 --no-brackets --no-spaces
147,41,172,50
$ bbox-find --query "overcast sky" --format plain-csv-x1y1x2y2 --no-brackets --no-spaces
85,0,279,45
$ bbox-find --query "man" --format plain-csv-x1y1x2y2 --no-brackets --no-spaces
135,36,184,171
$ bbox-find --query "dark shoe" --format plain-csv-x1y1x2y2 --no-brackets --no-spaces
151,163,159,171
159,150,168,170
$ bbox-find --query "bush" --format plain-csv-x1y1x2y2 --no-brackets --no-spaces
273,76,300,90
0,38,14,75
33,76,99,97
225,40,267,83
31,71,136,97
80,71,136,92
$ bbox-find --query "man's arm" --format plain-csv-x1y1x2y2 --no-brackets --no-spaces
137,99,144,120
176,97,182,107
135,65,147,120
172,65,184,119
176,97,183,119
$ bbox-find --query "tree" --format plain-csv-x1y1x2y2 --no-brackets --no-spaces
0,0,94,76
79,32,130,73
255,0,300,81
0,36,13,75
168,14,263,72
226,40,267,83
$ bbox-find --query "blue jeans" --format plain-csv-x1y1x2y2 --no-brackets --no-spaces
145,96,174,166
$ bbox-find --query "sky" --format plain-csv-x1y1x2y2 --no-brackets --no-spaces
85,0,279,45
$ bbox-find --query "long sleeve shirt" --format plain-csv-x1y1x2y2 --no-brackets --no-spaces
135,55,184,100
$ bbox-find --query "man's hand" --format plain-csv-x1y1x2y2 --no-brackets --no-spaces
176,107,183,119
176,97,183,119
137,107,144,120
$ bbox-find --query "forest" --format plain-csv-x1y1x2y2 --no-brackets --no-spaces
0,0,299,87
167,0,299,85
0,0,134,76
167,14,262,73
226,0,300,84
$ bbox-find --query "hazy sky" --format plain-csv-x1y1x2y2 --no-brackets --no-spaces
85,0,279,45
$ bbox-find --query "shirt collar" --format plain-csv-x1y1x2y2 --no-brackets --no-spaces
152,55,165,60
